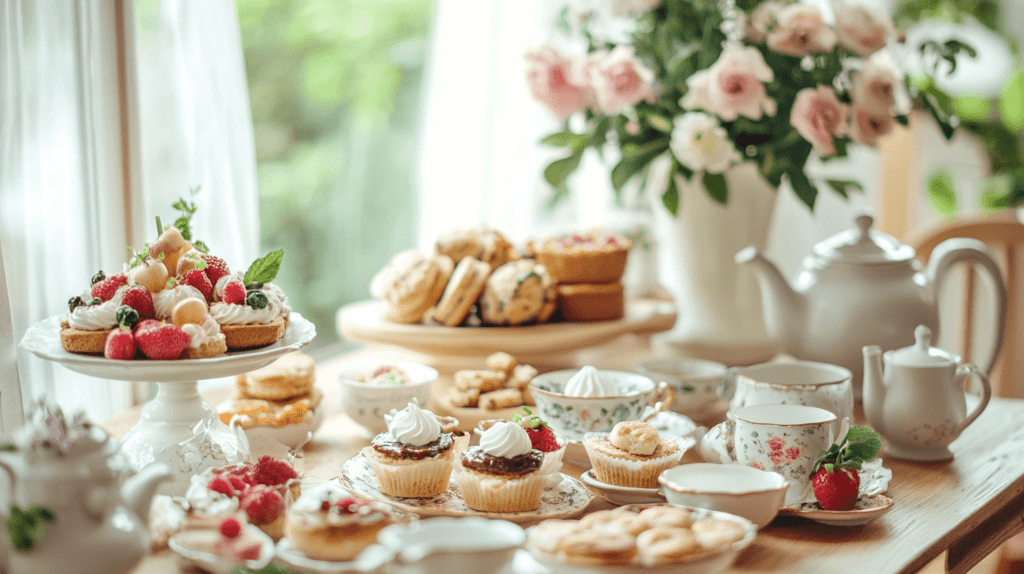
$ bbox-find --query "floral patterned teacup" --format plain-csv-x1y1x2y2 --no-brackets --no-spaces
706,404,836,505
529,369,675,442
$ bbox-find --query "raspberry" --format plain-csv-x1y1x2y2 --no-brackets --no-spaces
208,476,235,497
221,279,246,305
237,541,262,561
228,476,249,492
91,273,127,302
103,328,136,360
182,269,213,302
321,500,331,511
252,456,298,486
240,485,284,525
134,321,190,360
120,285,155,318
334,496,359,513
526,426,561,453
201,254,230,285
218,517,242,539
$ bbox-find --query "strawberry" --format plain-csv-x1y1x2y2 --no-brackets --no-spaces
91,273,127,302
513,407,561,453
810,425,882,511
120,285,155,317
182,269,213,302
104,328,136,360
135,318,162,333
228,476,250,492
221,279,247,305
252,456,298,486
134,321,190,360
208,476,235,498
201,254,230,285
218,517,242,539
239,485,284,525
237,541,262,561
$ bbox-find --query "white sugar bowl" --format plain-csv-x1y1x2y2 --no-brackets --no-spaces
377,516,524,574
659,463,789,529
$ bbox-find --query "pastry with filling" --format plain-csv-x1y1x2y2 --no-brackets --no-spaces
583,421,683,488
452,420,552,512
284,482,400,562
362,401,456,498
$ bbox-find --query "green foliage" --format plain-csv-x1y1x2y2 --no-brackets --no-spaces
927,170,958,215
999,72,1024,133
244,249,284,285
812,426,881,473
6,505,56,552
237,0,434,348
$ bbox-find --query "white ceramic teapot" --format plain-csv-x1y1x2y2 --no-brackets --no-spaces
862,325,991,461
0,404,171,574
736,213,1006,396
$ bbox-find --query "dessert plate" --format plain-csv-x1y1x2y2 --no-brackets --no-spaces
168,524,275,574
274,539,392,574
778,493,895,526
21,313,317,382
339,452,594,524
580,469,665,506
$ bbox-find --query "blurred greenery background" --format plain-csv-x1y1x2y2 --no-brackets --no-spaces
236,0,434,352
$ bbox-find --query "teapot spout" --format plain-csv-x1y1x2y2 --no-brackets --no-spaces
862,346,886,428
121,463,171,524
735,246,805,353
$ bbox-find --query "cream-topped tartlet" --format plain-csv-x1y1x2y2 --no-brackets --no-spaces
284,482,399,562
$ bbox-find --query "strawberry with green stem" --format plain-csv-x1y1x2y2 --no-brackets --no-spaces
513,407,561,453
811,425,882,511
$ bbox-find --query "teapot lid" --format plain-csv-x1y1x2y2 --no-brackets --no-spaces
812,214,915,265
888,325,958,366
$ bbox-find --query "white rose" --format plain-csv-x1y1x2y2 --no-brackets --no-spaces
670,112,741,174
851,50,911,115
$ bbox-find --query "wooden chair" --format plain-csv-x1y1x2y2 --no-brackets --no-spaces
909,211,1023,398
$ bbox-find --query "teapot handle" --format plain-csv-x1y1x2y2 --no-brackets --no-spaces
927,238,1007,375
954,364,991,438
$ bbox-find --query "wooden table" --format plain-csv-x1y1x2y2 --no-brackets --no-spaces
111,350,1024,574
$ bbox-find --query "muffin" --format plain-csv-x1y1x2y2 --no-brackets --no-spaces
584,421,682,488
557,282,625,321
534,232,631,284
453,420,552,512
284,482,400,562
363,401,456,498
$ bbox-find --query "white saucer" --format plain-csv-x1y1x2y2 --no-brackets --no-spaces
274,539,391,574
778,493,895,526
168,524,275,574
580,469,665,506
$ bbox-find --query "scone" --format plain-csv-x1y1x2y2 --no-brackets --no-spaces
371,250,454,324
452,420,551,512
435,225,515,269
583,421,682,488
478,260,557,326
285,482,401,562
534,232,631,284
557,282,625,322
429,256,491,327
363,401,456,497
237,351,316,400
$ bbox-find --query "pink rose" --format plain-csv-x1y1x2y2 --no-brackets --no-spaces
525,45,594,121
790,85,848,156
849,103,894,146
746,1,782,44
834,0,893,57
767,436,785,451
590,46,657,115
682,46,776,121
766,4,837,57
851,51,910,115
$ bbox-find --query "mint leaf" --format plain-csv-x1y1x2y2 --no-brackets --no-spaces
844,425,882,462
244,250,284,284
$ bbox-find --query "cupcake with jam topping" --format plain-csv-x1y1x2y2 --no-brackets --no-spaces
362,400,455,498
454,420,553,512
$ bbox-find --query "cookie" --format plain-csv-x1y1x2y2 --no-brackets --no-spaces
435,226,515,269
220,315,287,349
429,256,491,327
377,253,454,324
454,369,506,393
59,322,110,354
237,351,316,400
479,260,556,326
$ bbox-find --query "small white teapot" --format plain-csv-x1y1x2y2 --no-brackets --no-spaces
862,325,992,461
0,403,170,574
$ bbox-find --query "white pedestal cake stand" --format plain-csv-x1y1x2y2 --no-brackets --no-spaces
20,314,316,495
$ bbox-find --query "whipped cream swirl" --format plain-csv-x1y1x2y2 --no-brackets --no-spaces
182,315,223,349
214,274,290,318
479,420,532,458
384,401,441,446
185,468,239,517
67,298,121,330
209,298,279,325
153,285,206,319
563,365,617,397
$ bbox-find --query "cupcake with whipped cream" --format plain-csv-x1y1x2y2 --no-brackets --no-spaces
453,420,554,512
362,400,456,498
284,481,400,562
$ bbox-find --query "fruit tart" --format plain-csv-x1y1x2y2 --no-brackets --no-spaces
284,481,403,562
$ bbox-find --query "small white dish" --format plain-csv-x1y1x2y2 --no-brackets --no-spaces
168,524,275,574
223,403,324,449
338,360,438,435
274,538,391,573
659,463,789,529
339,452,594,523
778,493,895,526
378,516,524,574
580,469,665,505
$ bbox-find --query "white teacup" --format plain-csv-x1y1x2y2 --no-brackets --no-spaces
705,404,837,505
721,361,852,434
636,358,726,422
529,369,675,442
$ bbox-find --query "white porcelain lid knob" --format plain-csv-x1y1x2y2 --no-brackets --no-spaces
888,325,957,366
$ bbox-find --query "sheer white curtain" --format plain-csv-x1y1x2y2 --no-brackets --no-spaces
0,0,258,422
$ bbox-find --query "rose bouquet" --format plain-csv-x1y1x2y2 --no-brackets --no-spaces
526,0,973,214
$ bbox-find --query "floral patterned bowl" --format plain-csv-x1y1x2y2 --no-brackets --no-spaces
338,360,438,435
528,369,674,441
